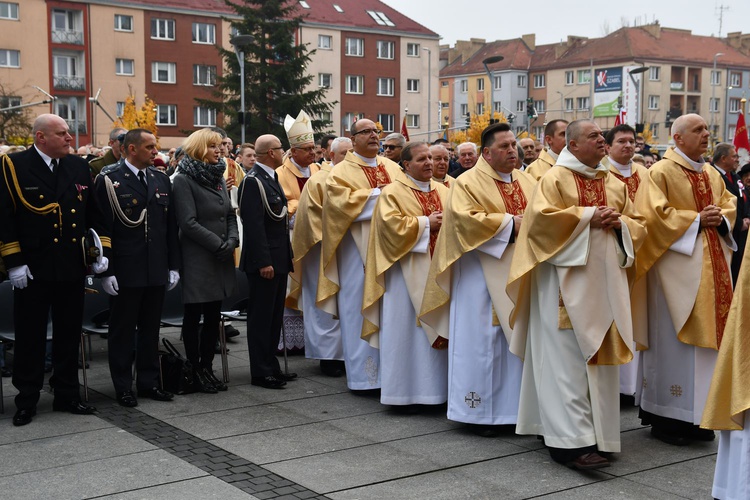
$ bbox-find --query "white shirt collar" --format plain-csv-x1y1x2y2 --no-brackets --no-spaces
291,158,311,177
714,164,727,176
548,149,560,161
34,145,55,171
405,174,431,192
608,156,632,177
674,147,706,172
256,161,276,178
498,171,513,183
354,152,378,167
124,159,146,181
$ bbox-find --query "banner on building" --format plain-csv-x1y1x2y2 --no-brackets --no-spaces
593,67,623,118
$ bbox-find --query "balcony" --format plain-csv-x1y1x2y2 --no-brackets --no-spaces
670,82,684,91
51,29,84,45
64,119,86,134
53,75,85,91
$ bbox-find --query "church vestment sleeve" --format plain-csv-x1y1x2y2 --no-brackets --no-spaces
353,189,380,222
476,213,513,259
411,216,430,254
669,216,700,256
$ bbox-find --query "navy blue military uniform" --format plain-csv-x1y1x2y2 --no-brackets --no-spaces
0,147,110,411
239,165,293,380
95,162,180,394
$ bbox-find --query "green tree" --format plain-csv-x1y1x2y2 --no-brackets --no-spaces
200,0,335,141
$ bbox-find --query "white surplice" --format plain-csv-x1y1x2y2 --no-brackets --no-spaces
713,412,750,500
300,243,342,361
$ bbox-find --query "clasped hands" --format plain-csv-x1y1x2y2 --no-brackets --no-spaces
699,205,723,228
590,206,622,230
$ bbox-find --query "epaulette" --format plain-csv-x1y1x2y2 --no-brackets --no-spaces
148,165,168,176
100,162,121,175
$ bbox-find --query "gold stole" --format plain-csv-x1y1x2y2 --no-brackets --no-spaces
361,164,392,188
411,189,443,256
611,171,641,202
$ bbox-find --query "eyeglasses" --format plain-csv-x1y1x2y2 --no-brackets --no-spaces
383,144,403,151
352,128,379,137
257,146,284,155
294,146,316,152
116,133,126,142
447,148,455,152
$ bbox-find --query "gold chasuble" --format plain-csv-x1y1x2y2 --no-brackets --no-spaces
277,157,320,217
507,149,646,365
361,172,448,347
317,152,402,313
419,157,536,346
432,173,455,188
524,148,557,180
635,148,736,350
702,242,750,430
602,157,652,350
286,163,332,309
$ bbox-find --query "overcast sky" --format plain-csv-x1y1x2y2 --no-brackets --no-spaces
382,0,750,47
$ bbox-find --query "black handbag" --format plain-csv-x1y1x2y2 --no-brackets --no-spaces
159,338,195,395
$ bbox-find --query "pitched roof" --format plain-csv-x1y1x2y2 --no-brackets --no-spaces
440,38,533,77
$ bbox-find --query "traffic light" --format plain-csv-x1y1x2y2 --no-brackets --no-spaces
526,97,534,118
617,94,623,108
465,114,471,129
507,113,515,124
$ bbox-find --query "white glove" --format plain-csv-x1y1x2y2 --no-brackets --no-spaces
288,213,296,230
91,256,109,274
9,265,33,289
102,275,119,296
167,270,180,291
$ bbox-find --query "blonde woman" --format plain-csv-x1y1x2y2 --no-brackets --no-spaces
173,128,238,393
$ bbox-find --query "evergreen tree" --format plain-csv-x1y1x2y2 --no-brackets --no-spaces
200,0,335,142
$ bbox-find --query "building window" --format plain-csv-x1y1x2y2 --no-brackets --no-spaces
460,103,468,116
710,97,720,113
533,126,544,138
648,95,659,110
116,101,125,117
729,72,742,87
333,4,343,13
406,114,419,128
192,23,215,44
460,80,468,93
318,73,332,88
53,54,82,89
494,76,501,89
517,75,526,87
533,74,545,88
441,81,448,87
476,103,484,115
648,66,660,81
318,34,332,50
711,70,721,86
406,43,420,57
378,113,394,132
565,71,574,85
299,0,310,8
193,106,216,127
0,49,20,68
577,69,591,84
52,9,83,44
516,100,525,112
493,102,503,113
152,62,176,83
728,125,736,139
377,77,394,96
477,78,485,91
366,10,395,27
320,111,332,124
345,75,363,94
193,65,216,86
577,97,589,110
156,104,177,126
406,79,419,92
376,40,394,59
115,58,134,76
114,14,132,32
0,96,20,111
534,100,545,113
151,18,175,40
730,98,741,113
564,98,574,111
343,112,362,130
0,2,18,20
345,38,363,57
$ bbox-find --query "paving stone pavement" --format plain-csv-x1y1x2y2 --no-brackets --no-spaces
0,325,719,499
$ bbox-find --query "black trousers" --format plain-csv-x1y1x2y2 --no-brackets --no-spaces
181,300,221,370
246,271,286,378
107,286,164,393
13,279,85,410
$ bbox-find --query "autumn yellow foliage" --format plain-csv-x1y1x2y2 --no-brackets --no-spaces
114,94,159,141
448,110,530,146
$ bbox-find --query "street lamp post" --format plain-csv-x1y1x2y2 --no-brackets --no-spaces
711,52,724,149
482,55,504,122
556,90,564,118
230,34,254,145
422,47,431,142
628,65,650,129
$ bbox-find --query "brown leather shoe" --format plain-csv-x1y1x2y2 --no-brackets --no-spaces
566,452,610,470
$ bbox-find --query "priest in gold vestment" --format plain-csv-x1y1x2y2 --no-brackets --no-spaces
635,114,737,446
277,110,320,222
525,119,567,180
286,137,351,378
508,119,646,469
420,123,536,435
361,142,449,407
317,119,402,390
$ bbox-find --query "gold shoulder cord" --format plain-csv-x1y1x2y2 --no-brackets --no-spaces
104,174,147,239
1,154,63,234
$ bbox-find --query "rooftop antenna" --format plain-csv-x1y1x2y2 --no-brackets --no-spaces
716,3,729,38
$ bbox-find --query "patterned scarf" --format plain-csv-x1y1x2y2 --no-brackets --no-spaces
178,155,226,190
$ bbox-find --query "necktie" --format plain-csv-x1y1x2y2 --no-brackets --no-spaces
138,170,147,189
50,158,58,174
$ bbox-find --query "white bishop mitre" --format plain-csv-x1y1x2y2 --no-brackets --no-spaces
284,110,315,147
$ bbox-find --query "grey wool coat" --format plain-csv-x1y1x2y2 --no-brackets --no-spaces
172,173,238,303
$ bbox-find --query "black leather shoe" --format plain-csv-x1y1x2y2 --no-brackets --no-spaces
138,387,174,402
274,371,298,382
223,325,240,338
689,426,716,442
566,452,611,470
52,400,97,415
651,427,690,446
117,391,138,407
193,369,218,394
203,368,227,391
320,360,344,377
251,376,286,389
13,408,36,426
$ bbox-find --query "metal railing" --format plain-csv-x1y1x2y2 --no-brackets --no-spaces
51,29,83,45
53,75,85,91
64,119,87,134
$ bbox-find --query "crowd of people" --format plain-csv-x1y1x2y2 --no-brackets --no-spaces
1,110,749,499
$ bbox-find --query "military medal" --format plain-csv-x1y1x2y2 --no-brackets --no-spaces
132,199,138,205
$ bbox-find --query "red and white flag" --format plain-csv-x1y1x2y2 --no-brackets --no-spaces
734,112,750,166
401,116,410,142
614,107,626,127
